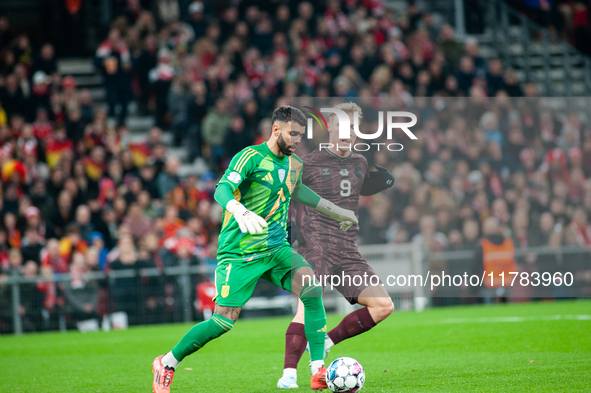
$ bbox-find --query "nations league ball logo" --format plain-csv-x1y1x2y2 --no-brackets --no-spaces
303,106,418,152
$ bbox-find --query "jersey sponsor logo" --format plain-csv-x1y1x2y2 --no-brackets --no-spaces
354,166,364,179
322,168,331,179
262,172,273,183
228,171,241,183
278,168,286,183
339,168,349,176
221,284,230,298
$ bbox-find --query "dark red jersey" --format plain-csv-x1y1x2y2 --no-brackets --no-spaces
296,148,368,258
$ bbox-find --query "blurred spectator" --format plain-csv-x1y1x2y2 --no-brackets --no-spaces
149,49,175,128
59,224,88,265
455,56,475,95
65,253,99,326
461,219,480,250
530,212,557,247
124,202,152,242
30,44,58,81
486,59,505,96
474,217,517,302
109,243,153,324
4,212,21,248
41,239,67,273
36,264,56,330
437,24,463,67
224,116,254,158
570,208,591,246
186,81,209,161
1,74,27,118
202,98,231,170
21,228,43,265
503,69,523,97
412,215,448,251
75,205,94,241
95,28,132,126
88,232,109,271
157,156,180,199
19,260,41,332
85,246,100,272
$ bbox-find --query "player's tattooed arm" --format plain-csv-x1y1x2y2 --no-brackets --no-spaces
214,304,242,322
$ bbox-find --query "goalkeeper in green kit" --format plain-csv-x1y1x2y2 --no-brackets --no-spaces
152,106,359,392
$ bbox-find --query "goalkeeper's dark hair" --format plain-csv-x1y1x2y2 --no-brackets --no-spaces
271,106,307,127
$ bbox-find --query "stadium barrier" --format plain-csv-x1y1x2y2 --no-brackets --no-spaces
0,263,213,335
327,243,591,312
2,244,590,335
424,245,591,303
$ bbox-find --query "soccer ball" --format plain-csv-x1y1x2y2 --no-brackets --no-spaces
326,357,365,392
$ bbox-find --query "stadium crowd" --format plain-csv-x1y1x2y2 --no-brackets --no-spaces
0,0,591,332
514,0,591,56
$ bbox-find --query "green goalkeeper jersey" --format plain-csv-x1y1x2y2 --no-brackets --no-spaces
217,143,303,262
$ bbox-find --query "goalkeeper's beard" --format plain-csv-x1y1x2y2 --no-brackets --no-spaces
277,133,292,156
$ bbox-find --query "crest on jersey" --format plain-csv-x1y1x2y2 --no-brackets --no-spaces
221,285,230,298
278,169,286,182
354,166,364,179
340,169,349,176
322,168,331,179
286,169,297,192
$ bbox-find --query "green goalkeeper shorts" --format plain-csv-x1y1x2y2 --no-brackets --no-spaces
214,245,311,307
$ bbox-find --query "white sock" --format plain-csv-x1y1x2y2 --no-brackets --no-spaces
325,335,334,351
282,368,297,379
310,360,324,376
162,351,180,370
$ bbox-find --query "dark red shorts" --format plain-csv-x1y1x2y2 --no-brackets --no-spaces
300,248,381,305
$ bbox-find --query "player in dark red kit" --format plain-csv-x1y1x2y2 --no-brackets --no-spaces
277,102,395,388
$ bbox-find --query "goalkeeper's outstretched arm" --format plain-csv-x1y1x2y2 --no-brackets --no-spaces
293,184,358,231
214,181,237,208
214,183,268,234
360,165,395,196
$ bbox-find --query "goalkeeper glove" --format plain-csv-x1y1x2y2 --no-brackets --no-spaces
360,165,395,196
226,200,268,235
316,198,358,231
373,165,395,186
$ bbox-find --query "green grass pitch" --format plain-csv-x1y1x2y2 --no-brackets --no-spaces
1,300,590,392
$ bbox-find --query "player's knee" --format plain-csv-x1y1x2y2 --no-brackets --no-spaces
370,297,394,322
293,266,316,288
292,313,305,324
382,298,395,318
293,303,306,323
299,283,323,307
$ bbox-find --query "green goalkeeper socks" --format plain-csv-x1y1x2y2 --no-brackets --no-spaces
299,283,327,362
171,314,234,361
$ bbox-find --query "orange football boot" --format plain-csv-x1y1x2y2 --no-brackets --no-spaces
152,354,175,393
311,366,328,391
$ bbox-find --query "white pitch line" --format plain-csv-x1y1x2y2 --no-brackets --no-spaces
438,315,591,324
